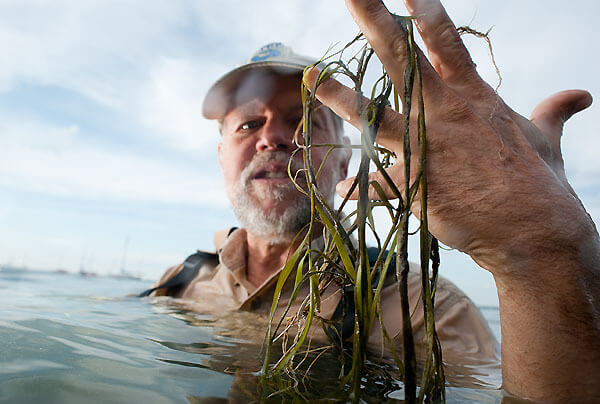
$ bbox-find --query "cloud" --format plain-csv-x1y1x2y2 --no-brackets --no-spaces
138,57,223,152
0,117,227,205
0,1,193,103
189,1,357,56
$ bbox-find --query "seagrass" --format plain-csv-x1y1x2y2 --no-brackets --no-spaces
259,15,447,403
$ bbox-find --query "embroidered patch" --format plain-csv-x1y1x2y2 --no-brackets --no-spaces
250,42,284,62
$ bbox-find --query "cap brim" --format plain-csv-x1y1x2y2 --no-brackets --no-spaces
202,61,309,120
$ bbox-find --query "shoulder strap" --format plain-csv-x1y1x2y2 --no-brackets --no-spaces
139,227,239,298
138,250,218,297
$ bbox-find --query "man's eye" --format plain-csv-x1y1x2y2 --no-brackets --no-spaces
239,120,262,131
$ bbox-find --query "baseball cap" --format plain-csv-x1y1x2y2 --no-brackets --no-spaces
202,42,317,120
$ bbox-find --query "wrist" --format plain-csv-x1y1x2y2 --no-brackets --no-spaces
473,188,600,282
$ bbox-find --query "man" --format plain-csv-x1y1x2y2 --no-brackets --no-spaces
151,40,498,358
149,0,600,402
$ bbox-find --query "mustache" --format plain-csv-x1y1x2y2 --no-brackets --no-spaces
240,151,305,186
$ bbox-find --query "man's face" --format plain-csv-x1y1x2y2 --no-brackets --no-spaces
218,74,349,242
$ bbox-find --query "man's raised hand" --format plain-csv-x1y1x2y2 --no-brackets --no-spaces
305,1,600,401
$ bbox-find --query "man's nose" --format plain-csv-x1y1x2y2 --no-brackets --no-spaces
255,117,295,152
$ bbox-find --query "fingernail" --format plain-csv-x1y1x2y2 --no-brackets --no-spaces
303,66,321,89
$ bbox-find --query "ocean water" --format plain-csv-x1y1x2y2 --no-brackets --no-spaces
0,267,505,403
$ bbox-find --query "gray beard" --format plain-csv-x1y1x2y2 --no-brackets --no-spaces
231,152,312,244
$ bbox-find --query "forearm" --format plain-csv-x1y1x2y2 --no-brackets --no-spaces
493,210,600,402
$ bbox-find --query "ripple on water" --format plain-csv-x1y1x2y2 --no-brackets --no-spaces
0,269,505,403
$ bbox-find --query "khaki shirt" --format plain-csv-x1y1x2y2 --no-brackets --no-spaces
153,228,499,368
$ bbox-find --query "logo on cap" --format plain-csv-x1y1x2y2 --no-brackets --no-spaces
250,42,285,62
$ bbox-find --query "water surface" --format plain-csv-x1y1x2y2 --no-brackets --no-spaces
0,267,505,403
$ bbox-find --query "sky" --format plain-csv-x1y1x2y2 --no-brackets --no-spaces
0,0,598,307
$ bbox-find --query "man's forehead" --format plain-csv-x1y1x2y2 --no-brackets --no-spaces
224,74,305,117
228,98,303,116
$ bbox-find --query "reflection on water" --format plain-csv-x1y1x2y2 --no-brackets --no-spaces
0,268,516,403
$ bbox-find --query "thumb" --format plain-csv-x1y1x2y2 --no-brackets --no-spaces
530,90,592,150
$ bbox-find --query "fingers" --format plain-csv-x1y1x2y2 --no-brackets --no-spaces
404,0,479,85
304,67,405,150
530,90,593,149
344,0,444,101
304,68,367,129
